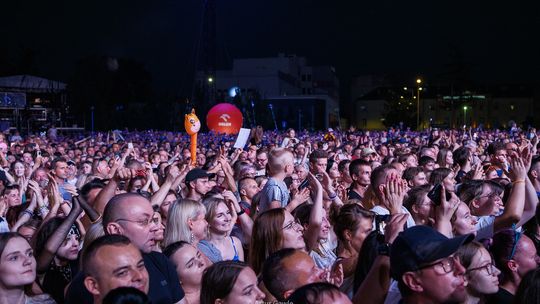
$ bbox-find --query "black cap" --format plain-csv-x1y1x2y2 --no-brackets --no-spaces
185,168,215,184
390,225,474,281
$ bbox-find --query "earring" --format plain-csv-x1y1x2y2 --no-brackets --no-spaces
190,232,195,244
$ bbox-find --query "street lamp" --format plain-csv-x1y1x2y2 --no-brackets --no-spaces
416,78,422,130
463,106,468,126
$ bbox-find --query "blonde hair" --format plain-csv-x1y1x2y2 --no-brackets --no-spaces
202,197,230,228
163,199,206,247
267,148,293,175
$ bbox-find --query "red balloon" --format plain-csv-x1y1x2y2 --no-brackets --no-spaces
206,103,243,134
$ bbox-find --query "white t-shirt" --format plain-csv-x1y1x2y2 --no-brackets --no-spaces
475,215,495,240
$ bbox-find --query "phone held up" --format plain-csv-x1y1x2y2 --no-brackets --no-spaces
427,183,451,206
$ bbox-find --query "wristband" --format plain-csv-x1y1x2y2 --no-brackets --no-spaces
236,209,245,216
328,192,337,200
21,209,34,218
38,205,49,216
90,213,103,224
377,243,391,256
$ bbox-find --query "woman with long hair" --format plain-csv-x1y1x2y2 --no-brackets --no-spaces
429,167,456,193
437,148,454,169
333,203,374,298
456,241,501,304
164,241,211,304
249,208,305,275
198,197,244,263
163,199,207,247
33,198,83,304
200,261,264,304
0,232,55,303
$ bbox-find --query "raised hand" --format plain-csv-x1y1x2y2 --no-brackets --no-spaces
63,184,79,197
435,185,460,223
384,213,409,244
113,167,136,182
519,144,533,171
291,187,311,205
0,197,7,218
507,156,526,182
382,173,406,215
70,195,83,216
326,262,344,287
471,164,484,180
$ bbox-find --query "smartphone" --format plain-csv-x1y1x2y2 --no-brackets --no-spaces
128,142,134,149
375,214,391,234
58,186,73,201
298,179,309,190
427,183,451,206
135,169,147,177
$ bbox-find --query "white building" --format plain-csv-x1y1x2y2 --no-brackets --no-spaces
196,54,340,129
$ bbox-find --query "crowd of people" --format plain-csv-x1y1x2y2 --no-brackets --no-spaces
0,124,540,304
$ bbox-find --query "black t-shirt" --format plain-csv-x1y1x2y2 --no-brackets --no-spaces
65,251,184,304
0,170,7,183
485,287,513,304
347,187,363,201
42,259,79,304
455,170,467,184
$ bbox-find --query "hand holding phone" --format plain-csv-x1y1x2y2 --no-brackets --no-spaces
427,183,451,206
298,179,309,190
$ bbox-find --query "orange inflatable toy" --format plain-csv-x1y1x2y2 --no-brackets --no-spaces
184,108,201,165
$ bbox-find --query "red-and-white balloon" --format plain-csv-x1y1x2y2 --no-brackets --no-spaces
206,103,243,134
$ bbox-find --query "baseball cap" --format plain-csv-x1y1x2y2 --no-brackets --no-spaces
185,168,215,184
361,148,377,157
390,225,474,281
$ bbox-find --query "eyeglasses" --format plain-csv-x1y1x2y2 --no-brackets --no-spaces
476,192,501,201
467,263,498,276
282,218,302,231
508,228,522,260
418,255,460,274
116,217,160,227
136,189,152,199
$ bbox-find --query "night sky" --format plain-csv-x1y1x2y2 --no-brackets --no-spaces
2,1,540,94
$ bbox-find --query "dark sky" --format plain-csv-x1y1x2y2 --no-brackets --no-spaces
2,1,540,94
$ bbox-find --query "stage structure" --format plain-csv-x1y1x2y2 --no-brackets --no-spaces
0,75,78,133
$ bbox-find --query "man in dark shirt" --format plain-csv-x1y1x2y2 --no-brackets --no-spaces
66,193,185,304
347,159,371,201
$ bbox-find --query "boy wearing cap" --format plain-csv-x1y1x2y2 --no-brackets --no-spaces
185,168,213,202
361,148,379,162
390,226,473,304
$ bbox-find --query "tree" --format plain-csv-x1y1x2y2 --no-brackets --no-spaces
382,88,416,129
67,56,155,130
